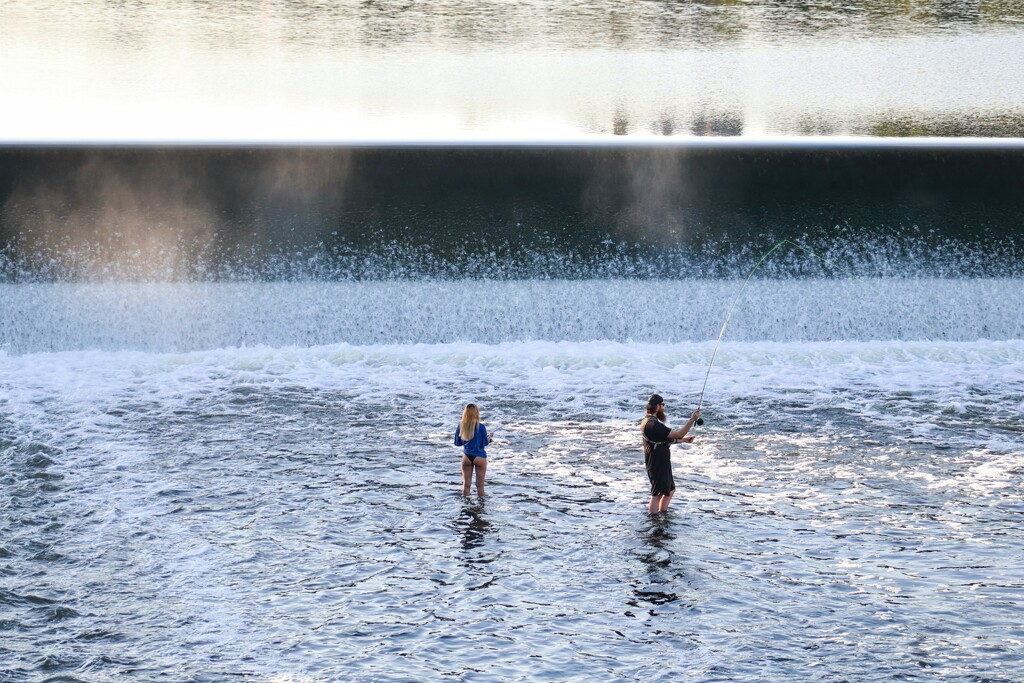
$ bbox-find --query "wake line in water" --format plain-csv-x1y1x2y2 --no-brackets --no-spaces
1,279,1021,353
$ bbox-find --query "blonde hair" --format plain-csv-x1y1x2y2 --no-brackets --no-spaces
460,403,480,441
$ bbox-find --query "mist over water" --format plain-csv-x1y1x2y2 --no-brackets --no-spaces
2,144,1022,283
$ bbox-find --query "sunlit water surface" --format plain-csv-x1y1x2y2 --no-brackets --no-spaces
3,1,1024,680
1,280,1022,681
3,0,1024,140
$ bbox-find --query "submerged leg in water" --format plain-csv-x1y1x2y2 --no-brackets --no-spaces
461,454,486,496
648,490,674,515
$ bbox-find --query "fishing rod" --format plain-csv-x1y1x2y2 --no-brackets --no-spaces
694,239,852,425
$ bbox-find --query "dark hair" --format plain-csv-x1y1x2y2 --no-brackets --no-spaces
645,393,664,412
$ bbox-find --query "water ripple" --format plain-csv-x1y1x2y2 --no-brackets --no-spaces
0,343,1021,680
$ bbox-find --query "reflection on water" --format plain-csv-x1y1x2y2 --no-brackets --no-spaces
455,500,491,554
3,1,1023,139
6,0,1023,51
631,516,682,609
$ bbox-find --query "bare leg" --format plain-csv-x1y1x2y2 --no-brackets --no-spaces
461,455,474,496
474,458,487,496
658,490,675,513
648,495,664,515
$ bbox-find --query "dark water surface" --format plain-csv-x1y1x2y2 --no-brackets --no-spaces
2,143,1023,281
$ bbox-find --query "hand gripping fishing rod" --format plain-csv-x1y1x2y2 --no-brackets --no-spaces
694,239,851,425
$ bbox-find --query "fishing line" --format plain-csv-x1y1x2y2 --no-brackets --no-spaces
695,239,852,424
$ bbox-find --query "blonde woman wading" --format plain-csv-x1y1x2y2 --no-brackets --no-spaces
455,403,492,496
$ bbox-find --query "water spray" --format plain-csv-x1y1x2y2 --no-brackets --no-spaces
694,239,851,425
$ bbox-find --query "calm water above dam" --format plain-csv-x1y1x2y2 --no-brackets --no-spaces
3,0,1024,140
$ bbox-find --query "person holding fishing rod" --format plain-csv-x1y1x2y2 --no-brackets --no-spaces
638,240,846,515
641,393,700,515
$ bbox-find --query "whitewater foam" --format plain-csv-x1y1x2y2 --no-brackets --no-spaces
1,278,1022,353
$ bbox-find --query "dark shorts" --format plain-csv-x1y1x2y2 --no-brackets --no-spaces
646,455,675,496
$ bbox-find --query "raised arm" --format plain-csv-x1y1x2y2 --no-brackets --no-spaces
668,409,701,441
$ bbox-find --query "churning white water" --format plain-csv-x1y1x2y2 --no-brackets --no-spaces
2,278,1022,353
4,1,1024,676
2,275,1022,681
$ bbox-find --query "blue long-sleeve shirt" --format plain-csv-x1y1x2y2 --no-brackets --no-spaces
455,423,488,459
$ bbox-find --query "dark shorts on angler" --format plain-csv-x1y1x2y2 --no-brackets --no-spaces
646,454,675,496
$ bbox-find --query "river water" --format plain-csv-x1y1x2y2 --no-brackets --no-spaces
3,0,1024,140
2,275,1023,681
3,1,1024,682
